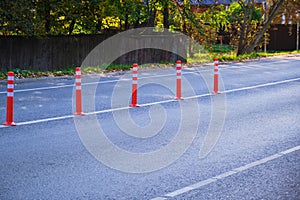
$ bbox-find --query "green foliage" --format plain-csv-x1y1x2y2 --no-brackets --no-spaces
82,64,132,73
0,0,145,35
0,0,35,35
226,1,263,54
0,0,181,35
199,5,229,31
211,44,234,53
0,0,287,58
0,71,6,80
227,2,262,23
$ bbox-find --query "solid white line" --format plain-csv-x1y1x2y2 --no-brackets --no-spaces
5,115,74,128
165,186,194,197
152,145,300,199
187,178,217,190
246,64,275,69
0,72,195,94
212,170,238,179
151,197,167,200
221,59,300,70
1,58,299,94
0,77,299,129
0,84,74,94
280,145,300,155
223,77,300,94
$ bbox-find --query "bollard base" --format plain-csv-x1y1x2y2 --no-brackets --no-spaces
129,104,140,107
3,122,16,126
74,112,85,116
174,97,184,100
212,91,221,94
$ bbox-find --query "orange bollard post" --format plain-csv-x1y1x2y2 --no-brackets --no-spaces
3,72,16,126
74,67,84,116
212,58,220,94
129,63,139,107
174,60,183,100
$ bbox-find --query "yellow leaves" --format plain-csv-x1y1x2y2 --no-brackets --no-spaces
3,22,9,27
102,17,121,29
58,16,65,21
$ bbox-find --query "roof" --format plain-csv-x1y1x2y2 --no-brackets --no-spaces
190,0,234,5
186,0,264,5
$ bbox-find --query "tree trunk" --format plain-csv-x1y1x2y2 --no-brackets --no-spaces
238,0,284,55
124,14,129,30
68,19,76,35
237,2,248,56
96,19,102,32
44,0,51,34
147,9,156,27
163,1,169,30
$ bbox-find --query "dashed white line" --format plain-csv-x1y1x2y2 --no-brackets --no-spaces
152,145,300,199
0,77,299,129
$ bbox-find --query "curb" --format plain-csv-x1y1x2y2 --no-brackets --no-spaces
0,53,299,85
0,75,74,86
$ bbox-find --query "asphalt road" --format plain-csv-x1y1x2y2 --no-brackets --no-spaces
0,55,299,199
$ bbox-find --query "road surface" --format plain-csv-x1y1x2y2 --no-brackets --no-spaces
0,55,299,199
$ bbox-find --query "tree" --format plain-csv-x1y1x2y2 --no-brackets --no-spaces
196,4,229,50
273,0,300,25
0,0,35,35
223,1,262,55
236,0,284,55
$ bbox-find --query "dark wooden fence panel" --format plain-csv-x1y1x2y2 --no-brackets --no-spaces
267,24,299,51
0,35,108,71
0,33,186,71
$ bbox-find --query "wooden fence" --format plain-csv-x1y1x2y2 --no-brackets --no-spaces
0,32,186,71
267,24,299,51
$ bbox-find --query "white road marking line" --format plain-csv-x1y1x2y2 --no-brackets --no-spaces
222,65,266,71
0,80,117,94
187,178,217,190
151,197,167,200
152,145,300,199
247,65,278,70
165,186,195,197
276,60,290,63
1,59,299,94
280,145,300,155
221,59,300,70
223,77,300,94
235,65,258,69
233,154,282,173
0,71,197,94
212,170,238,179
0,77,299,129
0,115,75,128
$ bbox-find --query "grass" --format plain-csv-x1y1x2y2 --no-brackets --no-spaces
188,46,300,64
0,68,75,80
82,64,132,74
257,50,300,57
0,48,299,80
211,44,234,53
